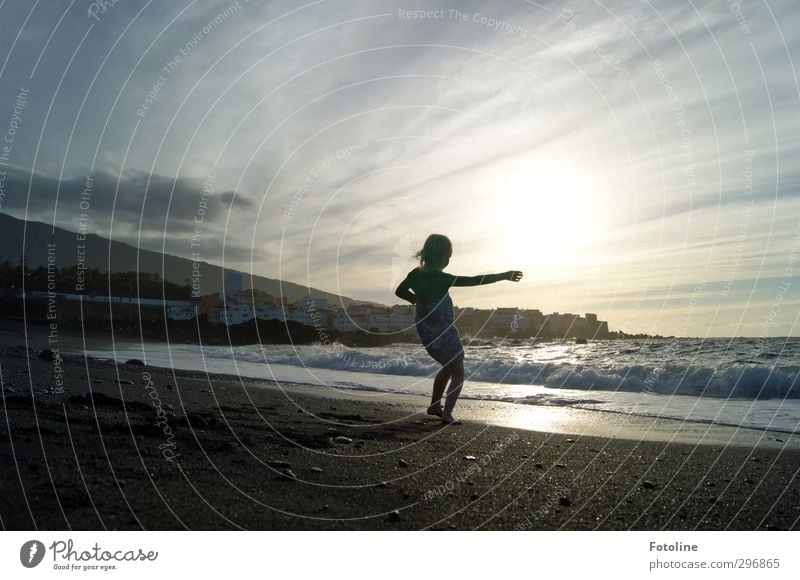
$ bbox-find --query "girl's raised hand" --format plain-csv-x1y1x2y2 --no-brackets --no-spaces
505,270,523,282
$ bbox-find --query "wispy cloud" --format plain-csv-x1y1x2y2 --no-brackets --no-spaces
1,0,799,335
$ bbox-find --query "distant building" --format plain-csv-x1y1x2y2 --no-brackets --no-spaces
287,297,328,327
219,302,255,326
167,305,196,320
219,270,243,300
489,307,530,333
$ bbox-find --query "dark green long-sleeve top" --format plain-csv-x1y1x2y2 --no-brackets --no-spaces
396,268,504,304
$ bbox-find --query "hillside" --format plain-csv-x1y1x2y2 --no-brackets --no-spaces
0,212,365,306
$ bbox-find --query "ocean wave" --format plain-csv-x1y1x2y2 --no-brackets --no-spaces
202,344,800,401
247,347,800,399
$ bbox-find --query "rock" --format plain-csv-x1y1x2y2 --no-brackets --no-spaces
268,461,292,469
398,459,409,468
37,349,57,361
387,510,401,522
555,463,566,468
744,478,754,484
165,384,174,390
566,439,575,443
535,463,544,469
124,359,145,366
92,379,102,384
375,481,388,488
750,457,760,463
470,494,479,502
334,436,352,445
559,497,571,507
117,379,135,385
279,469,296,481
641,481,657,490
310,467,323,474
464,455,477,461
414,420,424,425
354,440,365,448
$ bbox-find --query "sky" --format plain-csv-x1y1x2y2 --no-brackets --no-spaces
0,0,799,337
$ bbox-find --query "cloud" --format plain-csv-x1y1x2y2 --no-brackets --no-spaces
2,0,800,334
0,165,264,264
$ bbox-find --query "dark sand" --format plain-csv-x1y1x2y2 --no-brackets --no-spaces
1,323,799,530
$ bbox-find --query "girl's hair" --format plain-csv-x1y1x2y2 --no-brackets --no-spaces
415,234,452,272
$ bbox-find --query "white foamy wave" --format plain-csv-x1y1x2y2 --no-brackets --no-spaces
211,344,800,400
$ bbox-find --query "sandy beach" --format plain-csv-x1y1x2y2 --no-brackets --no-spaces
1,323,799,531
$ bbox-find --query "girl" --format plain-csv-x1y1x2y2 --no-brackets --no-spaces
395,234,523,424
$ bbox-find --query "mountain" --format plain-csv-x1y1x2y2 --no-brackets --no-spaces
0,212,366,306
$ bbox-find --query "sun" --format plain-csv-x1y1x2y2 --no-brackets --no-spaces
488,157,603,270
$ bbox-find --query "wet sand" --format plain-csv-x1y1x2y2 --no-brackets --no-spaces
1,326,799,530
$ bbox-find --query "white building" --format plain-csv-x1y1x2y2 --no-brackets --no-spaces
547,313,561,332
219,302,255,325
489,307,530,333
167,305,197,320
255,304,287,322
331,303,371,331
222,271,243,298
288,297,328,327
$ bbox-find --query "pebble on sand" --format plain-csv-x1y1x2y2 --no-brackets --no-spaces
334,436,353,445
268,460,292,469
279,468,297,481
398,459,409,468
387,510,401,522
124,359,145,366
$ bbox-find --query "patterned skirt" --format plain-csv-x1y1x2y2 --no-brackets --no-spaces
415,295,464,365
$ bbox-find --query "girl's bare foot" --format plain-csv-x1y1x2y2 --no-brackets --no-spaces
440,414,462,425
427,405,443,417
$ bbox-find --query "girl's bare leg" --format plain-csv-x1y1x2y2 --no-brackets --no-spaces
442,358,465,424
428,366,450,415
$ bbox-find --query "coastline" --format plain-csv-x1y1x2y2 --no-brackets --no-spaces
2,325,800,530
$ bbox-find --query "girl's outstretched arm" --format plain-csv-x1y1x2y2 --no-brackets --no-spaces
395,273,417,304
451,270,523,286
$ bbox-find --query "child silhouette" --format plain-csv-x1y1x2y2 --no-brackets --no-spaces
395,234,523,424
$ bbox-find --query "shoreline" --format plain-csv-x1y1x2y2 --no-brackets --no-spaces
2,330,800,530
4,317,798,448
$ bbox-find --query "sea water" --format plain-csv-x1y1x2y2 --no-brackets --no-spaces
86,337,800,434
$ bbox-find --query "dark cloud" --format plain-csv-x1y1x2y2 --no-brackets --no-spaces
0,165,265,263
